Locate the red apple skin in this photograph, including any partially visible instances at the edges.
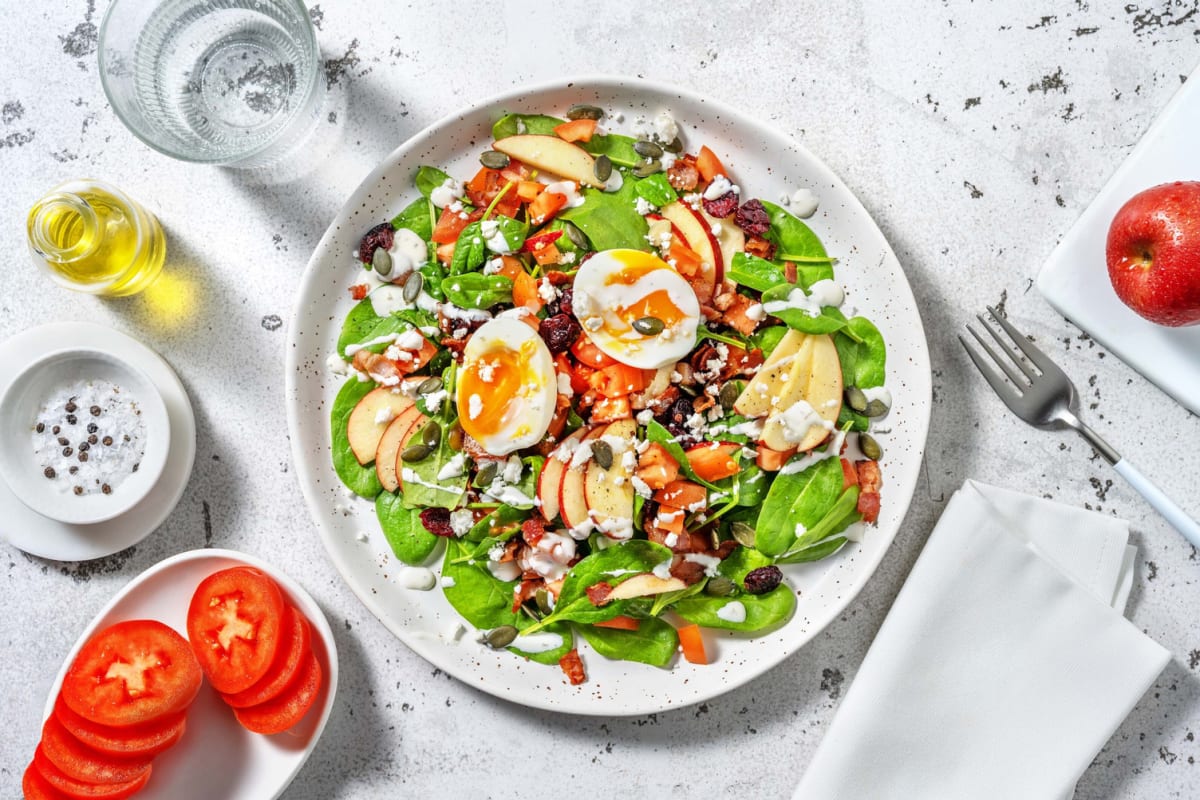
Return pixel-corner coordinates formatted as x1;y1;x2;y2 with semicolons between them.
1106;181;1200;327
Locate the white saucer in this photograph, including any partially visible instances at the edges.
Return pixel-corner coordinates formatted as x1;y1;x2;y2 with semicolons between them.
0;322;196;561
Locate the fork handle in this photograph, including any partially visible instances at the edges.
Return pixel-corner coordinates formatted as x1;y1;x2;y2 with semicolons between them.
1114;459;1200;549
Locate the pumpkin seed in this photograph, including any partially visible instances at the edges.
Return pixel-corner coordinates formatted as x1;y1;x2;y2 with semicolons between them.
401;443;432;463
864;398;890;418
591;440;614;470
633;139;663;159
632;316;665;335
662;136;684;153
632;159;662;178
859;433;883;461
483;625;518;649
845;386;868;414
535;588;553;615
371;247;392;276
447;421;464;451
562;220;589;250
476;460;498;486
593;154;613;182
480;150;510;169
704;576;736;597
566;104;604;121
403;271;424;303
718;382;739;411
731;521;757;548
417;376;442;395
421;422;442;448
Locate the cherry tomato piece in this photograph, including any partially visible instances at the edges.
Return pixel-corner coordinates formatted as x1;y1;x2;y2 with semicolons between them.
187;567;285;694
61;620;202;728
221;605;311;709
233;651;323;735
39;715;152;787
53;695;186;759
33;747;150;800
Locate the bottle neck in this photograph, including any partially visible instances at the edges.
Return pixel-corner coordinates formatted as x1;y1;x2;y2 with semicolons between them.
29;192;100;264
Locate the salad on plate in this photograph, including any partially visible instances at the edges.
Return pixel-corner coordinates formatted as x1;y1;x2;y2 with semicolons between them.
327;104;890;685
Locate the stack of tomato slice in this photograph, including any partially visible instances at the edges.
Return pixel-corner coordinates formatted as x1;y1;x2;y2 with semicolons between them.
186;567;323;735
24;620;202;800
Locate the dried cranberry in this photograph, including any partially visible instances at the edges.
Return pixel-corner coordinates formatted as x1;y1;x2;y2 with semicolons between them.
418;508;455;537
358;222;394;265
538;314;581;355
735;199;771;236
743;565;783;595
556;285;574;317
702;191;738;219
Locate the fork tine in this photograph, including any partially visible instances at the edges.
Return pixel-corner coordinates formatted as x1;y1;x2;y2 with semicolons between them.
985;306;1061;375
967;322;1030;388
959;333;1024;413
974;314;1038;382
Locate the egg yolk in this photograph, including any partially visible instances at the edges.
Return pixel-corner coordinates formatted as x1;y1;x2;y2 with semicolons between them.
602;252;690;336
458;342;539;441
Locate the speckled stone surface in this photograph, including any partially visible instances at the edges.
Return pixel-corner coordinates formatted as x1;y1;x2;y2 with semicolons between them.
2;2;1199;798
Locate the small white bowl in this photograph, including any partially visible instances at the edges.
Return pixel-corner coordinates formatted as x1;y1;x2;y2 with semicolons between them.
0;348;170;525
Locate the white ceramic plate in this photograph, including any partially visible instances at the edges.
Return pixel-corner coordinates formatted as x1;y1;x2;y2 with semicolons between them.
0;322;196;561
286;76;932;715
41;549;338;800
1037;61;1200;414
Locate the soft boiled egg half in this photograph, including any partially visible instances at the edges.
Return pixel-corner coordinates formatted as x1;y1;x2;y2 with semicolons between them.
456;316;557;456
570;249;701;369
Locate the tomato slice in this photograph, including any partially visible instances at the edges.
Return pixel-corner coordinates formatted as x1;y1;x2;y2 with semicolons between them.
233;651;323;735
33;747;150;800
61;620;202;728
39;714;152;787
54;695;186;759
221;605;312;709
187;567;285;694
23;762;70;800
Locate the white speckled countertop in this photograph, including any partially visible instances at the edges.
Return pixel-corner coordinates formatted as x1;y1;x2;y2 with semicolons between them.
3;2;1199;798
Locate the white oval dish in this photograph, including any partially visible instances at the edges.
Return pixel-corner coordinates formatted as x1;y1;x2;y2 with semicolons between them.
0;347;170;525
285;76;932;715
40;549;338;800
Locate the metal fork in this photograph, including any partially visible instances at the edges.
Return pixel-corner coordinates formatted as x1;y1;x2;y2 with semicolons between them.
960;306;1200;549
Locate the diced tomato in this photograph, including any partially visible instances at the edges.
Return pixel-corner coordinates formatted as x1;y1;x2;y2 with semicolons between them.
636;443;680;490
516;180;543;202
529;190;569;226
570;336;617;369
695;145;728;182
499;159;532;183
32;747;150;800
594;363;652;398
186;567;286;694
61;620;202;729
435;242;456;265
39;715;152;788
651;505;686;536
554;118;598;142
593;616;641;631
558;649;587;685
654;480;706;510
431;206;480;244
840;458;859;489
53;695;185;760
232;651;323;735
756;444;796;472
465;167;506;207
493;256;543;312
221;606;312;709
858;491;880;524
591;395;632;422
685;441;741;482
532;242;561;266
521;229;563;254
677;624;708;664
349;284;369;301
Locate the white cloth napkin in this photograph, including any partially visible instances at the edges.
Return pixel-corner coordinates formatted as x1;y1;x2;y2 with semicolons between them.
793;479;1170;800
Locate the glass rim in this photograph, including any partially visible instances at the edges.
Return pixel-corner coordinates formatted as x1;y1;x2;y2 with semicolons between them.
96;0;321;166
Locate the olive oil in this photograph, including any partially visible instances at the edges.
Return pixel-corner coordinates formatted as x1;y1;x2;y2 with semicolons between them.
27;180;166;296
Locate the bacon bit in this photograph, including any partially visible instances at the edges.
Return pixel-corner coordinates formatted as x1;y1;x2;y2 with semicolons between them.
744;234;776;261
669;557;707;586
521;517;548;547
586;582;614;607
719;293;764;336
511;578;541;613
544;269;574;286
784;261;798;284
350;284;369;301
714;539;739;560
858;492;880;524
559;649;586;685
840;458;859;489
856;459;882;524
667;160;700;192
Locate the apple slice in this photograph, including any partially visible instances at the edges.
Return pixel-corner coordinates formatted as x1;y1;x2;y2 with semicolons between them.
375;405;425;492
759;333;843;451
558;426;607;531
491;134;605;189
733;330;811;419
538;426;591;522
584;418;637;538
699;207;745;276
346;388;416;465
659;201;725;286
607;573;687;601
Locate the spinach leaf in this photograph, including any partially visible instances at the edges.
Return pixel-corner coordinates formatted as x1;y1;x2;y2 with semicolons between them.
330;378;383;498
449;222;487;274
759;199;829;262
750;325;787;357
632;173;677;207
440;273;513;309
465;504;528;544
479;456;543;510
442;539;523;629
558;179;649;252
540;219;589;256
716;545;774;583
390;196;433;241
376;491;438;565
644;419;719;491
577;616;679;667
647;579;706;617
788;484;860;554
418;261;446;301
777;535;848;563
336;297;383;359
402;414;469;510
760;283;849;335
342;315;410;358
510;623;574;665
416;166;453;200
755;455;843;556
582;132;642;168
492;113;563;139
835;316;887;389
528;541;673;631
673;584;795;632
727;252;787;292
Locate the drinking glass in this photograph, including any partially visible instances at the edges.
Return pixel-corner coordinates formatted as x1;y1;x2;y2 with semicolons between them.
98;0;321;167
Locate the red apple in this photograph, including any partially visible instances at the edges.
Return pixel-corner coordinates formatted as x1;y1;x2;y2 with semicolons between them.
1106;181;1200;327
